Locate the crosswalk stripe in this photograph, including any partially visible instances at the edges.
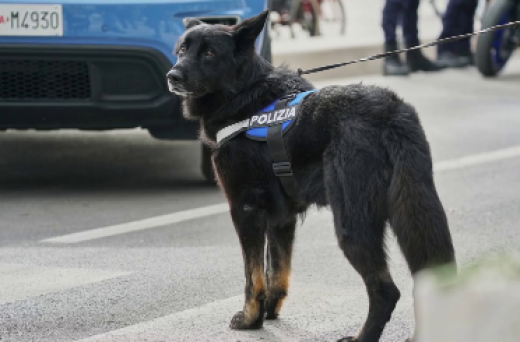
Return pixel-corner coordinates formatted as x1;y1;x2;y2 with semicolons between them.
41;203;229;244
434;145;520;172
0;263;131;305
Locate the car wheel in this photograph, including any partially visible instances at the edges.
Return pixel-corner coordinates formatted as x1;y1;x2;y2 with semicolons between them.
201;144;217;184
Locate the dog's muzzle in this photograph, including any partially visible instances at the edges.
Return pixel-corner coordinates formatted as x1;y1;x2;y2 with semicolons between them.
167;69;185;84
166;69;186;94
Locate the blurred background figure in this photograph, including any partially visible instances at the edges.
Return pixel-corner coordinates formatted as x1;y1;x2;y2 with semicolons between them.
436;0;479;68
382;0;441;75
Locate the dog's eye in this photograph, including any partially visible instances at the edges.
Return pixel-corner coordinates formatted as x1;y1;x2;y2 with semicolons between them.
204;50;214;58
179;45;186;55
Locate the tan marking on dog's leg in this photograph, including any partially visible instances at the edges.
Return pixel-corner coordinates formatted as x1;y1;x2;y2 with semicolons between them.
266;249;293;319
265;220;296;320
272;263;290;316
230;240;267;330
243;265;266;323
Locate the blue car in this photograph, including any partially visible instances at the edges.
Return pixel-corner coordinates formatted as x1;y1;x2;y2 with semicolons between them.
0;0;272;181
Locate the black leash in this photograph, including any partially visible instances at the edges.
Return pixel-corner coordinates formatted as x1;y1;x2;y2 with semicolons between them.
297;20;520;76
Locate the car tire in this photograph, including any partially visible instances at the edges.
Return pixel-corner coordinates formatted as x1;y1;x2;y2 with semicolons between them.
201;144;217;184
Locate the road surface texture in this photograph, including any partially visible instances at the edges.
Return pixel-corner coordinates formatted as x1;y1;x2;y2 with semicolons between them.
1;60;520;342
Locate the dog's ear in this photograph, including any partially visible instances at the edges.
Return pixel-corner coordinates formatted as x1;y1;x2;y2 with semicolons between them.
232;10;269;47
183;17;204;30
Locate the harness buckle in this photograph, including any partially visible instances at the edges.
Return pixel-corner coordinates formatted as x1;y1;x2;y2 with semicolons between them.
272;162;293;177
279;93;296;102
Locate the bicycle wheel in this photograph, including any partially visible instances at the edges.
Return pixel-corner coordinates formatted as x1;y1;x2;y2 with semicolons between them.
290;0;321;36
318;0;346;35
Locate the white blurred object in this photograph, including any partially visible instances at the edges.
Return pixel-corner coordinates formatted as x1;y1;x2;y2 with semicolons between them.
414;251;520;342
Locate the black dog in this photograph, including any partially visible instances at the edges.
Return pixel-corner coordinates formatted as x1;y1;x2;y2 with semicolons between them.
167;11;456;342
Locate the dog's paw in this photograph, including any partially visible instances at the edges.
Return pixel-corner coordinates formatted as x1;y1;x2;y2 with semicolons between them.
229;311;263;330
264;299;279;320
337;337;357;342
264;312;278;320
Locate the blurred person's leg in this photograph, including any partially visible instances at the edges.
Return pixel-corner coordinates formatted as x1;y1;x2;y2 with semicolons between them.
270;0;294;27
437;0;478;67
382;0;410;75
402;0;441;72
459;0;478;60
401;0;419;47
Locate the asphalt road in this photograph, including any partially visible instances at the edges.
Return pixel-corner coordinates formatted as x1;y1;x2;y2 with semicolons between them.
2;59;520;342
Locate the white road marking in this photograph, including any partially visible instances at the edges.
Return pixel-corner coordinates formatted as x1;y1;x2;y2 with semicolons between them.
41;203;229;244
76;282;414;342
0;263;131;305
434;145;520;172
41;145;520;244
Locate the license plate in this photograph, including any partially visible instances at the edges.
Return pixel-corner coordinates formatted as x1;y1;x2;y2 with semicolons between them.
0;4;63;36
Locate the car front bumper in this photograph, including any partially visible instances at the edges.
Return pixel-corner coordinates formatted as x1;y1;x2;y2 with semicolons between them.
0;44;195;133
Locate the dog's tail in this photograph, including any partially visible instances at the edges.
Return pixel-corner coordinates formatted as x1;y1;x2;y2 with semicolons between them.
385;103;456;274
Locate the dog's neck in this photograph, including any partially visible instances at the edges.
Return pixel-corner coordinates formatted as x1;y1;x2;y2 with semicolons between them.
183;56;314;147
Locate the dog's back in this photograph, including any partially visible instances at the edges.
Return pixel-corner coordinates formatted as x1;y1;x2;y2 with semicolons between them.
288;82;456;270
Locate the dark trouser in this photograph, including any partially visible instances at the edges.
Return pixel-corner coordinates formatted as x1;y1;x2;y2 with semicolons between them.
271;0;288;12
382;0;420;47
437;0;478;55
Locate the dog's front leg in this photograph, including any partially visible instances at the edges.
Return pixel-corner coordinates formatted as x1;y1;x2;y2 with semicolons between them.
265;218;296;320
229;205;267;330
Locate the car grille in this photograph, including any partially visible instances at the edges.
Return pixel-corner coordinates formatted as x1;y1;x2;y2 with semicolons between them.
100;61;157;96
0;60;91;101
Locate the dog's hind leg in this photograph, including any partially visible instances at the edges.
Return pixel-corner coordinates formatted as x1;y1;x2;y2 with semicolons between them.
265;218;297;320
324;136;400;342
229;205;267;330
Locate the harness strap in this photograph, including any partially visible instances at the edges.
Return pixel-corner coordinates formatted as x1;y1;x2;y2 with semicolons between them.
216;118;250;146
266;97;300;201
216;89;318;146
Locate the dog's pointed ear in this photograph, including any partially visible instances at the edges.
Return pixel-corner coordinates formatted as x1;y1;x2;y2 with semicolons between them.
183;17;204;30
232;10;269;46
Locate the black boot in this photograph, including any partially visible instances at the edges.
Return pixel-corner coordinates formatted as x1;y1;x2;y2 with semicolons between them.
406;49;442;72
383;41;410;76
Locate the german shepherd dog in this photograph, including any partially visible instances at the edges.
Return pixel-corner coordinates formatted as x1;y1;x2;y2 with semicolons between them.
167;11;456;342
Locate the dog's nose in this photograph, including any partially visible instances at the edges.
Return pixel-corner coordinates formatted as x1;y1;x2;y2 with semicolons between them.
167;69;184;83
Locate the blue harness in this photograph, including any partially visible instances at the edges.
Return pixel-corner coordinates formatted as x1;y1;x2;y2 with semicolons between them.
215;89;318;202
244;90;318;140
